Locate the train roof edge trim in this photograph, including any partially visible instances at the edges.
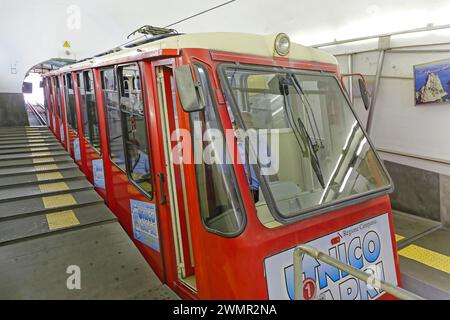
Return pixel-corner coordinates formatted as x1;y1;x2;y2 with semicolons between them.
44;33;337;76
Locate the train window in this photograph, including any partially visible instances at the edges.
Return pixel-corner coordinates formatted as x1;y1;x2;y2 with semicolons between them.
78;70;101;152
64;74;78;133
47;78;54;114
77;74;87;139
102;67;126;171
190;63;244;237
220;64;391;222
117;64;153;195
55;76;62;120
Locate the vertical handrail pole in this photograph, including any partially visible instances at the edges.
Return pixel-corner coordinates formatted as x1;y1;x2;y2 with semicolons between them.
293;248;303;300
366;49;386;135
348;54;353;103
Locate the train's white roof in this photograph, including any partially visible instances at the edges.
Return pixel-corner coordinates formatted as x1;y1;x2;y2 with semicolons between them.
53;32;337;74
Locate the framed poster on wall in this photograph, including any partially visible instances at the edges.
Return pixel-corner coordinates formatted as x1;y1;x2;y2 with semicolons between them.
414;59;450;105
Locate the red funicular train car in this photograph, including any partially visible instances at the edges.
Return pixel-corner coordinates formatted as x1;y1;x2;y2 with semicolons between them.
43;31;400;300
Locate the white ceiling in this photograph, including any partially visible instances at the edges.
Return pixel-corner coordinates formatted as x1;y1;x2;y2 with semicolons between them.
171;0;450;45
1;0;450;92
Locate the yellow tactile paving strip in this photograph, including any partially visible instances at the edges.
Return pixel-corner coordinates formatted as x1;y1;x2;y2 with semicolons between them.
31;147;50;152
399;245;450;275
31;152;52;157
396;233;450;275
42;194;76;209
46;210;80;231
32;157;55;164
36;172;63;181
34;164;58;172
39;182;69;193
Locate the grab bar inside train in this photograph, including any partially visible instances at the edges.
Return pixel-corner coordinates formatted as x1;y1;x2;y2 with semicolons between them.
293;244;425;300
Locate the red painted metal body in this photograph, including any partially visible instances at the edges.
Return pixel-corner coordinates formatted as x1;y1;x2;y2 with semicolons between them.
43;46;400;300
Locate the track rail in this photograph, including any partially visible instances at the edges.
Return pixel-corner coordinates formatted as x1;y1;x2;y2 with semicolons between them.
26;102;47;126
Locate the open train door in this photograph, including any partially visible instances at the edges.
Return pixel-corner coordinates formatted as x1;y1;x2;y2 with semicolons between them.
144;58;198;299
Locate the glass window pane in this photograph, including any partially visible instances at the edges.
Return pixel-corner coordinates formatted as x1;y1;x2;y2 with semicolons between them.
78;71;101;152
191;64;244;236
222;66;391;219
85;71;101;151
102;68;126;170
78;73;88;138
65;74;78;132
46;78;54;114
55;77;62;119
118;64;152;195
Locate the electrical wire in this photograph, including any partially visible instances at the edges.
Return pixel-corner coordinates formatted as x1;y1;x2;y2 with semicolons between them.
119;0;237;48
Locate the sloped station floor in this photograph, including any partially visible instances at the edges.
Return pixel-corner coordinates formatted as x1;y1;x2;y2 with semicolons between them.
0;126;177;300
393;210;450;300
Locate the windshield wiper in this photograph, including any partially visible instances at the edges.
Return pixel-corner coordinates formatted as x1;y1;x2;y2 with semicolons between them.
279;76;325;189
297;116;325;188
289;74;324;150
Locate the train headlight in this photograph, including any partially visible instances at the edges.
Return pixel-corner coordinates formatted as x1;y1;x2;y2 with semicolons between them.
274;33;291;56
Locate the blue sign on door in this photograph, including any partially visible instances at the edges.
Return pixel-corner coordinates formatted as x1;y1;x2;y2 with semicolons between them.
92;159;105;189
131;200;160;252
74;138;81;161
60;125;65;143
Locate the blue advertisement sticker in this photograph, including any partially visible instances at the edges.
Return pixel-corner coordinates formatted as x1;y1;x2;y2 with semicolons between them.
264;214;397;300
60;125;65;143
92;159;105;189
130;200;160;252
74;138;81;161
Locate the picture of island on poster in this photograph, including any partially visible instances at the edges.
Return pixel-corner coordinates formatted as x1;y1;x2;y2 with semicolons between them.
414;59;450;105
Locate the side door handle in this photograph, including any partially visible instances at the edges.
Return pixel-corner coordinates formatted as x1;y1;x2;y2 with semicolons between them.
157;172;167;205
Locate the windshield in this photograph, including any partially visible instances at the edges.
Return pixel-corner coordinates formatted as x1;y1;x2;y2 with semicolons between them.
220;65;391;220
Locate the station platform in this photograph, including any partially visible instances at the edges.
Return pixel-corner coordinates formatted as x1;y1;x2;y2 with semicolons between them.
0;126;178;300
393;210;450;300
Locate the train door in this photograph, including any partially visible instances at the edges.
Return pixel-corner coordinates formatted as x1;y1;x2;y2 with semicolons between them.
152;60;197;293
76;70;106;198
54;75;67;146
63;73;81;165
99;63;164;279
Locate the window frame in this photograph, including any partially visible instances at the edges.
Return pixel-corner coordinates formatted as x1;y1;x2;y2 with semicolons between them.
78;70;102;154
118;63;154;199
189;61;247;238
64;73;78;133
54;76;62;120
46;77;54;114
102;63;154;200
217;62;394;226
102;66;127;173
